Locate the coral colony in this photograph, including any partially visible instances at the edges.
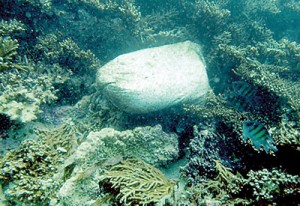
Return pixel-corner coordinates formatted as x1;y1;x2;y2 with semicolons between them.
0;0;299;205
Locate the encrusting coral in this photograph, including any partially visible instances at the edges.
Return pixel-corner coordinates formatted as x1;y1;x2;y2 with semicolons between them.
99;158;176;206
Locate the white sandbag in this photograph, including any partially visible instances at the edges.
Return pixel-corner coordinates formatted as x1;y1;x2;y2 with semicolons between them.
96;41;210;114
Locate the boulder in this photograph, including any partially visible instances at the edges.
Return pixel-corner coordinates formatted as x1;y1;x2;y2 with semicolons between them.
97;41;210;114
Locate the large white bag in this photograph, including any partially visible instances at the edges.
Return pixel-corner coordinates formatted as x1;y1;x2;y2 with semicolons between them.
96;41;210;114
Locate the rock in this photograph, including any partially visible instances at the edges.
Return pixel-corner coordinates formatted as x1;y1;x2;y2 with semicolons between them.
97;41;210;114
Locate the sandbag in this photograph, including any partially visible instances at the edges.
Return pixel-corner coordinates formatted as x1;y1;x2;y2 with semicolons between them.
96;41;210;114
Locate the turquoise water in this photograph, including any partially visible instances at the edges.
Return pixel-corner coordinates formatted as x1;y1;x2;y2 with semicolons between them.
0;0;299;205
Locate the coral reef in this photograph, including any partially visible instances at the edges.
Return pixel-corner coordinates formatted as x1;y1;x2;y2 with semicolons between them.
186;161;300;205
0;36;30;71
66;124;178;168
34;33;101;104
0;119;84;205
183;124;246;179
246;168;300;202
70;91;128;130
0;139;58;204
0;64;60;122
0;20;64;122
55;125;178;205
99;158;176;205
0;19;25;37
0;0;299;205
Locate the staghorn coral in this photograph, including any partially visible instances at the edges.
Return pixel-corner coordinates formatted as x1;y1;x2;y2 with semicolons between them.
271;120;300;151
184;91;257;135
99;158;176;206
181;0;231;47
35;33;100;72
0;36;19;71
34;33;101;104
135;8;190;46
38;119;85;156
0;19;25;37
68;91;129;134
232;48;300;113
0;36;30;72
66;0;141;23
0;22;65;123
1;0;53;17
225;39;300;148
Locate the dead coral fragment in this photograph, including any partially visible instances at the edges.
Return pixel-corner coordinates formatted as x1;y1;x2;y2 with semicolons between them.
99;158;175;206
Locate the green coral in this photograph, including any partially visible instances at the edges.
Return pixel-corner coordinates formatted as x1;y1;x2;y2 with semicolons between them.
0;19;26;37
99;158;176;206
0;36;29;71
0;36;18;71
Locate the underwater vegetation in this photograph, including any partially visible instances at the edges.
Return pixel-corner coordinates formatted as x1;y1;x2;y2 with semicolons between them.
0;0;299;205
99;158;176;205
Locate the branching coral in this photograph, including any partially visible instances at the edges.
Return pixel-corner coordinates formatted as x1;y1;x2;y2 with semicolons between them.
187;162;300;205
246;168;300;202
184;91;258;135
0;19;25;37
0;139;58;204
0;21;63;122
67;0;141;23
34;33;101;103
35;33;100;72
0;119;84;205
38;119;84;156
0;36;30;71
0;36;19;71
99;158;176;205
0;66;58;122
